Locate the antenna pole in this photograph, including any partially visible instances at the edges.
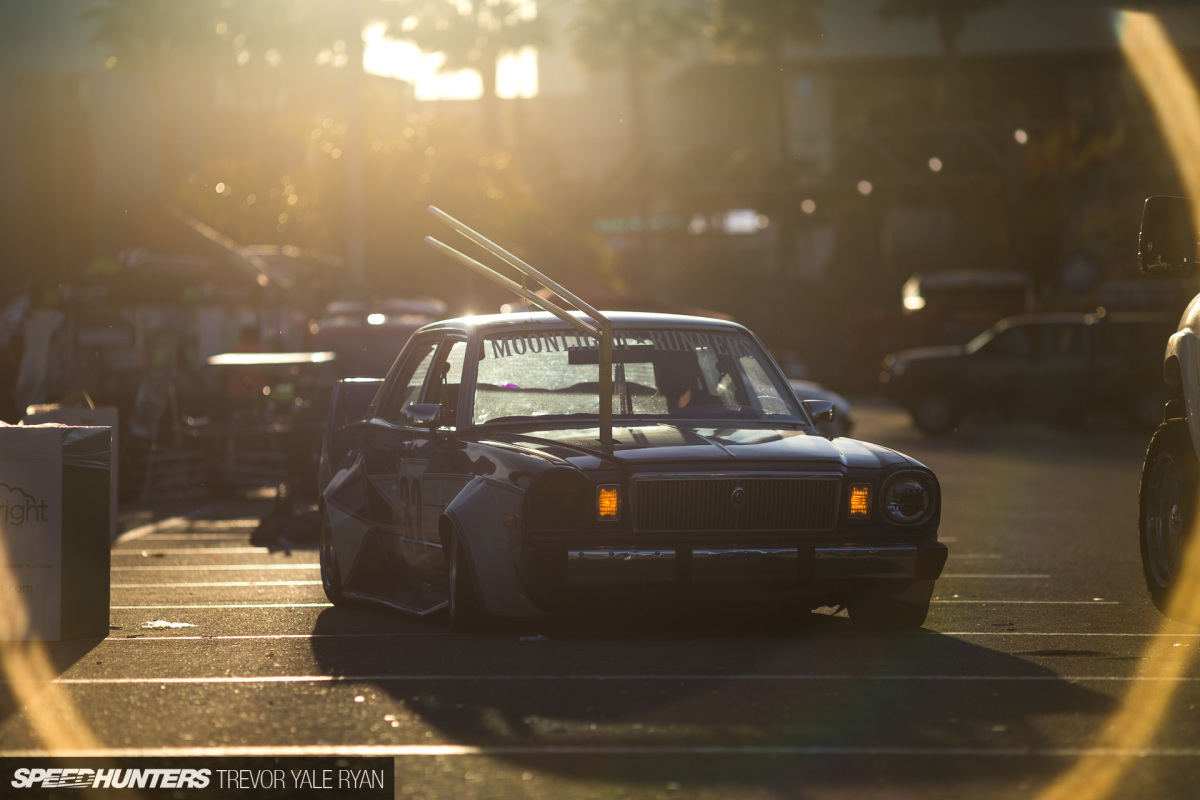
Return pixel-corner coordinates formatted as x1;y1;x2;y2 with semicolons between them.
425;206;614;451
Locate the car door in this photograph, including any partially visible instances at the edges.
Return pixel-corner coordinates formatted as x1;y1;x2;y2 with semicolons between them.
405;334;470;586
1025;322;1091;413
360;333;440;607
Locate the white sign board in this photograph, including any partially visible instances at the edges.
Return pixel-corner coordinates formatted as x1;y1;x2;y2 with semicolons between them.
0;428;64;639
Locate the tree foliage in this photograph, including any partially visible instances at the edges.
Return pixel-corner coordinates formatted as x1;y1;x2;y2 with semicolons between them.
707;0;822;63
394;0;549;144
562;0;708;152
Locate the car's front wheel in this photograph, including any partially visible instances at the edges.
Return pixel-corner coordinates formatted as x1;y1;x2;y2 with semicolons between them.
1139;419;1197;614
448;532;488;633
319;505;344;605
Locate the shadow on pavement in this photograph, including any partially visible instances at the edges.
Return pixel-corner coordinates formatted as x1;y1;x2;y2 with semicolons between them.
309;608;1117;796
0;638;102;729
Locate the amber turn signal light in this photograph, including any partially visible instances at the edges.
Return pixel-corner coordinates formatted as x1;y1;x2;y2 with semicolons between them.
849;484;871;518
597;485;620;520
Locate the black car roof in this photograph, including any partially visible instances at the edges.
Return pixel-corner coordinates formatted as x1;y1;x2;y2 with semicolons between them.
416;310;749;337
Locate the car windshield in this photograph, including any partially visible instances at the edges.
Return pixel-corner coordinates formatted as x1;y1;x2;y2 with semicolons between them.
473;327;804;425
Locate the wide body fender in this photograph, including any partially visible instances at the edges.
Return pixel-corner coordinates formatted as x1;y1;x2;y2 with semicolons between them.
322;452;370;590
443;476;547;619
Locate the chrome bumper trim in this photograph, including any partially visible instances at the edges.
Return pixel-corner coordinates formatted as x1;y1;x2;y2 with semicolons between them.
567;549;676;583
814;545;919;578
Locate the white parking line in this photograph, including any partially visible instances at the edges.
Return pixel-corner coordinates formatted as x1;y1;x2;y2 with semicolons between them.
19;674;1200;685
112;547;276;556
110;603;332;610
117;517;261;544
111;581;322;589
102;633;449;641
186;519;264;530
112;564;320;572
115;516;191;544
947;631;1200;637
4;744;1200;758
938;574;1051;579
130;534;257;541
932;600;1118;605
90;630;1200;643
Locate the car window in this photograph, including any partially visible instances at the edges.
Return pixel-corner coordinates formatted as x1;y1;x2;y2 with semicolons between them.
983;326;1034;358
426;338;467;427
472;327;802;424
739;354;794;415
377;337;438;424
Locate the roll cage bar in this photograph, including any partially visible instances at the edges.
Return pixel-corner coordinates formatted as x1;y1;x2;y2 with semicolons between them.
424;206;615;450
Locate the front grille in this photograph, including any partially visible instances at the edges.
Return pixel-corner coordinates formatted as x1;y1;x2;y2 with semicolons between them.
633;475;840;532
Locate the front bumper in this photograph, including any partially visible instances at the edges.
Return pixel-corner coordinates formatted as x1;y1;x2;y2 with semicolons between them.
563;542;946;583
518;539;948;610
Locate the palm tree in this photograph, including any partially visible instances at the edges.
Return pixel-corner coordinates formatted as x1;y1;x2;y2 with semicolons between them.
394;1;549;146
708;0;823;172
563;0;709;157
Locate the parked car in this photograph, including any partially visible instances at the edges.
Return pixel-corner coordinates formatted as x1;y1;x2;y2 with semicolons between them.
309;297;446;379
879;310;1177;434
900;270;1034;345
318;311;947;632
788;379;856;438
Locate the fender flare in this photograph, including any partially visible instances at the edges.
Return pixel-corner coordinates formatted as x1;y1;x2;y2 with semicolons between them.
442;476;548;619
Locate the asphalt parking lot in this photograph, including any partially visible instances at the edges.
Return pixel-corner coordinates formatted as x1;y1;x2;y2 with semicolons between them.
2;400;1200;799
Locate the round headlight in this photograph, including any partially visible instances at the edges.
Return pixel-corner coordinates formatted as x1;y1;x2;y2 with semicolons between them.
881;472;936;525
525;469;589;529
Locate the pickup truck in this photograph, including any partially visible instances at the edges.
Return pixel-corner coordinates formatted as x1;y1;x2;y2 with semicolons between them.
1135;195;1200;613
879;309;1176;434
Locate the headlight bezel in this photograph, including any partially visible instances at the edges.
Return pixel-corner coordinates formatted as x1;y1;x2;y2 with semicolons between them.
879;470;938;526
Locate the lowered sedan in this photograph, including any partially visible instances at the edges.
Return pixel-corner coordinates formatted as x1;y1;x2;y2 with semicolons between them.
318;311;947;631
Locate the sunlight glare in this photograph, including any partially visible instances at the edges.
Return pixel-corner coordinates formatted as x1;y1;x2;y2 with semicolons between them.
1034;16;1200;800
363;21;538;101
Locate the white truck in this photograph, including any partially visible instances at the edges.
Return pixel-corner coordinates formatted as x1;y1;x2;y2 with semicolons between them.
1137;195;1199;613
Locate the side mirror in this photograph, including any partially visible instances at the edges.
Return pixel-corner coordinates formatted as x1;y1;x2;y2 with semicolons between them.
404;403;443;429
1139;195;1197;277
803;399;836;426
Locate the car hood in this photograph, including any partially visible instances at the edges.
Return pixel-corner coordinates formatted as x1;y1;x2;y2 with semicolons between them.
481;423;917;471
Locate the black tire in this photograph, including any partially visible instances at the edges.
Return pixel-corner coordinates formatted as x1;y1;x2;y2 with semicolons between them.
319;505;344;605
448;532;488;633
910;390;959;435
1139;419;1197;614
